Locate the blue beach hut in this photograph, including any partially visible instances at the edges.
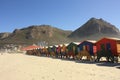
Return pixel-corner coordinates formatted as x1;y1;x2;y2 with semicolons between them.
79;40;96;55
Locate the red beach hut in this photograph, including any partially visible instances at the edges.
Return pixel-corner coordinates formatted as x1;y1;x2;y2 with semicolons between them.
95;37;120;56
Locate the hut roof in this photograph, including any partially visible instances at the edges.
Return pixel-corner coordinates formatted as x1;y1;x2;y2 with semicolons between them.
72;42;81;45
105;37;120;41
85;40;96;43
22;45;41;51
96;37;120;43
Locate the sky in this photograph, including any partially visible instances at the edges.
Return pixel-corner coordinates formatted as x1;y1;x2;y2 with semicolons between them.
0;0;120;32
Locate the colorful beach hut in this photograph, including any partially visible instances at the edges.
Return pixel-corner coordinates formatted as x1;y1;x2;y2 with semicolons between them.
67;42;80;55
78;40;96;55
95;37;120;56
52;45;57;53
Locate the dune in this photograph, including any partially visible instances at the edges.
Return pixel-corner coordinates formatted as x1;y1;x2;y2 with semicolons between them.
0;53;120;80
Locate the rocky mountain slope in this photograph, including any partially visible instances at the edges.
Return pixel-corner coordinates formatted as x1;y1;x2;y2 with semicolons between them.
0;25;72;45
0;32;11;39
68;18;120;40
0;17;120;46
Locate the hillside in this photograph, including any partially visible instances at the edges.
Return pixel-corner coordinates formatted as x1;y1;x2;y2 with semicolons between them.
68;18;120;40
0;17;120;46
0;32;11;39
0;25;72;46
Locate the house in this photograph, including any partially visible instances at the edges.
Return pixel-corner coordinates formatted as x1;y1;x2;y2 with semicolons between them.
95;37;120;56
67;42;80;55
78;40;96;55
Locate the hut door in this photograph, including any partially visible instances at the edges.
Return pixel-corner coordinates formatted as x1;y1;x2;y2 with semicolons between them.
83;46;86;50
79;45;83;51
86;45;89;51
106;43;111;50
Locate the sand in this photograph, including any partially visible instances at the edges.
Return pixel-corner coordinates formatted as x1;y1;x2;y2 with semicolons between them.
0;53;120;80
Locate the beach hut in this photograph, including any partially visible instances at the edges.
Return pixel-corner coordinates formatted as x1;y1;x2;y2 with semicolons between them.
56;45;61;58
22;45;41;55
78;40;96;55
52;45;57;53
95;37;120;56
47;46;56;57
67;42;80;56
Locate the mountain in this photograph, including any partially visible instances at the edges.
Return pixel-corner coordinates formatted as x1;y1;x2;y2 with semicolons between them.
0;32;11;39
0;17;120;46
68;18;120;40
0;25;72;46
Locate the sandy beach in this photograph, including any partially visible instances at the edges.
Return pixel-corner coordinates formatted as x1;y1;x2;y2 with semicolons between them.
0;53;120;80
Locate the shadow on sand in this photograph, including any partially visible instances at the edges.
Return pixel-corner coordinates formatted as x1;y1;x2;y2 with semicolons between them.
26;54;120;69
116;66;120;69
75;60;120;69
96;62;120;69
96;62;120;67
51;57;120;69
